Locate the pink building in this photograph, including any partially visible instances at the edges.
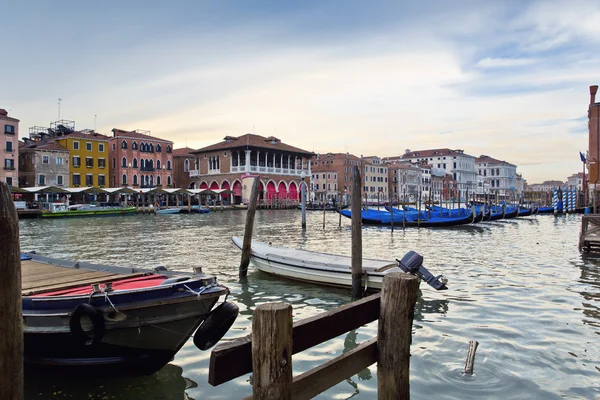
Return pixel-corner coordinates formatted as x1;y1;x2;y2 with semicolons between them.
109;129;174;188
1;109;19;187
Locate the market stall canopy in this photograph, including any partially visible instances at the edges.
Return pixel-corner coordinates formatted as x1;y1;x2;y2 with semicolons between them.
103;187;139;195
63;187;99;194
19;186;69;194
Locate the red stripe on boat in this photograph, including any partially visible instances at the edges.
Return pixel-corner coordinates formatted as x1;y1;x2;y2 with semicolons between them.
31;275;169;297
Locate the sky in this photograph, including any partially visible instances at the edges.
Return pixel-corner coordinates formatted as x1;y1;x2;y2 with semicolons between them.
2;0;598;183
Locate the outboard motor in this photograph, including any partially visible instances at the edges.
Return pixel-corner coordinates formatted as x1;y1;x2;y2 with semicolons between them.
397;251;448;290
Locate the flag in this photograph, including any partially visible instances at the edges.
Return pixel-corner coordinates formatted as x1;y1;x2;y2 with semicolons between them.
580;151;587;163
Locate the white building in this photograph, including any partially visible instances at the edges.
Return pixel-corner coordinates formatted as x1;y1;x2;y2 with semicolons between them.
475;155;518;200
400;148;477;200
363;156;388;202
567;173;585;190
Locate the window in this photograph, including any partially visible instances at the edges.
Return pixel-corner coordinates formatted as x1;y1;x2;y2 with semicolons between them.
112;143;116;151
3;159;14;169
156;160;161;170
122;174;127;185
98;143;105;152
98;158;105;168
167;160;171;170
166;145;172;153
98;175;105;186
86;142;92;151
112;158;115;168
57;175;63;186
86;157;94;168
156;144;161;153
121;140;127;149
86;174;93;186
4;125;15;134
56;156;63;165
72;156;81;167
73;141;80;150
132;158;138;168
167;176;171;186
5;141;12;152
38;174;45;185
132;142;138;150
157;176;161;186
122;157;127;167
72;174;81;186
133;175;138;185
184;159;189;172
42;155;49;164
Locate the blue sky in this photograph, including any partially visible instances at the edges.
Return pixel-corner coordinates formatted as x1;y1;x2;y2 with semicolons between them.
2;0;598;183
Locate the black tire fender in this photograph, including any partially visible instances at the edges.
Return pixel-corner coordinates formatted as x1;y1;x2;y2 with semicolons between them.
69;303;105;346
193;302;239;351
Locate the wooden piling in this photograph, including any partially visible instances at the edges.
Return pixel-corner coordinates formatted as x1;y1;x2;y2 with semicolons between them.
351;166;363;298
187;193;191;213
0;181;24;400
239;177;260;278
377;273;419;400
464;340;479;375
301;181;306;229
252;303;293;400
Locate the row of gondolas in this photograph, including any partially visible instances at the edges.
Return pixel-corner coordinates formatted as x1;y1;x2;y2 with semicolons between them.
338;204;559;227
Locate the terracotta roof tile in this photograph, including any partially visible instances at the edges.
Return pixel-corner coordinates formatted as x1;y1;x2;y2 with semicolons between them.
192;133;313;156
52;131;110;141
20;140;69;152
111;128;173;143
400;148;474;159
475;155;515;167
172;147;196;157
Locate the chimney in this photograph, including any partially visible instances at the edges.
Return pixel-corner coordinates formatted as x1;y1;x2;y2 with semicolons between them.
0;109;7;116
591;85;598;105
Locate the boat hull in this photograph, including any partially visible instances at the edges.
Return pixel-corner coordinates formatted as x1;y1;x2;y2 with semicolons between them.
41;207;136;218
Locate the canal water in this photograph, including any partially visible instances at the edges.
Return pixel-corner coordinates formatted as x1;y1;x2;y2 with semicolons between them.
19;210;600;399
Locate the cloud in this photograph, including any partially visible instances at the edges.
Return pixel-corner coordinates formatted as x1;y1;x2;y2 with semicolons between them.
475;57;537;68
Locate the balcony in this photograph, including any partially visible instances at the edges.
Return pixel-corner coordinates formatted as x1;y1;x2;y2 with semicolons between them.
3;166;15;170
4;129;15;135
140;167;155;172
189;167;310;178
4;148;14;153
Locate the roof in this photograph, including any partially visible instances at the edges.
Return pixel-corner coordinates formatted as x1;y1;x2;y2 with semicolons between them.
172;147;196;157
401;148;474;159
20;140;69;152
192;133;313;156
54;131;110;141
475;155;515;167
111;128;173;144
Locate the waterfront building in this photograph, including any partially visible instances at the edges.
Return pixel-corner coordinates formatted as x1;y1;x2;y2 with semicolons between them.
527;180;564;192
386;162;421;203
109;129;174;188
190;134;313;205
363;156;389;203
567;172;585;190
172;147;196;189
588;85;599;193
475;155;518;200
18;140;70;187
311;152;363;205
399;148;477;200
1;109;19;187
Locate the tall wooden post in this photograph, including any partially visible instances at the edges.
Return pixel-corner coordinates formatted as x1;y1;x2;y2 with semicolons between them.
301;180;307;229
351;166;363;298
377;273;419;400
0;181;24;400
239;177;260;278
187;193;191;213
252;303;293;400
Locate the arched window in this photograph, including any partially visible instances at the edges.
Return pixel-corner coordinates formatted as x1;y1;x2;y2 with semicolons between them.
121;140;127;149
122;174;127;185
132;141;138;150
184;159;189;172
132;158;138;168
156;144;161;153
149;144;154;153
148;159;154;169
167;176;172;186
166;145;172;154
122;157;127;167
157;176;161;186
141;142;146;152
167;160;172;170
156;160;161;170
133;175;138;185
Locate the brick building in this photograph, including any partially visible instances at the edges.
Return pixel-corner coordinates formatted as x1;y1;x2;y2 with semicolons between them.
310;152;363;205
172;147;196;189
588;85;599;193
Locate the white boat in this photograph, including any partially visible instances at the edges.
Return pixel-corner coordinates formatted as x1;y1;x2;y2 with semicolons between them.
155;207;180;215
231;237;447;291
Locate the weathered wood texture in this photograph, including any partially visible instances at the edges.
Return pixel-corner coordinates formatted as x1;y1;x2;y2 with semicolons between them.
209;292;381;386
0;181;23;400
239;177;260;278
464;340;479;375
252;303;293;400
579;215;600;252
377;273;419;400
301;181;306;229
351;166;363;298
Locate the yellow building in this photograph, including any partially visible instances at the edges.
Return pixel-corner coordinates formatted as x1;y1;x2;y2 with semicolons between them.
54;131;110;187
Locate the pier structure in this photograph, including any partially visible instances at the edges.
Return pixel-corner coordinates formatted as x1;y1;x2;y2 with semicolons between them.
189;134;314;206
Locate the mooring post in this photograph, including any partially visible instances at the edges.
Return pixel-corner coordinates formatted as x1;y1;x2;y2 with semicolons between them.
464;340;479;375
301;180;306;229
351;166;363;298
0;181;24;400
239;177;260;278
187;193;191;213
252;303;293;400
377;273;419;400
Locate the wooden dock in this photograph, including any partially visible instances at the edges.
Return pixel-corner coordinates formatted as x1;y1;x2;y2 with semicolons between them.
579;215;600;252
21;259;143;296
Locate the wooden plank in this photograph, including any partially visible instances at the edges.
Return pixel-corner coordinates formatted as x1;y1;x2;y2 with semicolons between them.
23;273;146;295
208;292;381;386
22;271;117;290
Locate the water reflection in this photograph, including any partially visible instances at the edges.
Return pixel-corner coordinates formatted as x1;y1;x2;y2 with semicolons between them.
25;363;197;400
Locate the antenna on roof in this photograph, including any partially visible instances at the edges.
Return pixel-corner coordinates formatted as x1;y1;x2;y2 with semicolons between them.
58;98;62;120
94;115;97;131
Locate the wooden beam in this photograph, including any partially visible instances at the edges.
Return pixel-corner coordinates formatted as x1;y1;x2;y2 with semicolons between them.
239;176;260;278
209;292;381;386
351;166;363;298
